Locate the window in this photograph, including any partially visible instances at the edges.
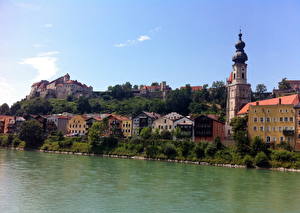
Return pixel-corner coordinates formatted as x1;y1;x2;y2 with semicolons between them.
279;109;283;113
260;126;264;131
260;117;264;122
280;137;284;142
266;136;271;143
169;125;172;129
286;109;288;113
280;117;283;122
234;73;236;79
273;137;277;142
273;118;277;122
273;127;276;131
242;73;245;79
290;117;294;122
254;117;258;122
298;111;300;115
298;121;300;125
266;117;270;122
298;134;300;139
279;127;282;131
284;117;288;122
253;126;257;131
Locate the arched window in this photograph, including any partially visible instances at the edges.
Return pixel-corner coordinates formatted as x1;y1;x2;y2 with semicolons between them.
233;73;236;79
242;73;245;79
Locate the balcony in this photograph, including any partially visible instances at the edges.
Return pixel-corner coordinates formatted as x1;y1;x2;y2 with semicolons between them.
283;130;295;136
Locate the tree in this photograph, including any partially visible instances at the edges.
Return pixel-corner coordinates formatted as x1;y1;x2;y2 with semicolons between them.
166;88;192;115
77;97;91;114
230;116;250;155
251;136;267;155
151;82;159;86
160;130;172;140
10;102;22;115
210;81;227;108
24;98;52;115
255;84;267;100
0;103;10;115
19;120;44;148
278;78;291;90
140;127;152;140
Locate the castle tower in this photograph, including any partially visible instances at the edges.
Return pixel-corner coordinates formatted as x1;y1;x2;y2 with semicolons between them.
225;31;251;137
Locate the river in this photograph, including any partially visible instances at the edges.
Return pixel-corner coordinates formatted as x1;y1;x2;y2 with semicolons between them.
0;149;300;213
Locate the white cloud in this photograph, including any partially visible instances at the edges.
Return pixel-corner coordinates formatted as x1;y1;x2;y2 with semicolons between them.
0;77;20;105
138;35;151;42
19;51;60;82
114;35;151;48
44;24;53;28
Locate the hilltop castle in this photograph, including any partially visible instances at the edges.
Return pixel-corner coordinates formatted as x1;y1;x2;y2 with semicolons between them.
27;74;93;99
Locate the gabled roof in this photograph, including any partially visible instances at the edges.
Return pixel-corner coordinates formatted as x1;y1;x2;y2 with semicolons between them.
164;112;183;121
238;94;300;115
143;111;161;119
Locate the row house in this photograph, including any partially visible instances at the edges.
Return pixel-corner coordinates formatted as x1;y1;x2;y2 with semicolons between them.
0;115;25;134
132;111;161;135
47;115;70;134
152;112;194;138
238;94;300;150
193;115;225;142
103;114;132;137
67;115;101;136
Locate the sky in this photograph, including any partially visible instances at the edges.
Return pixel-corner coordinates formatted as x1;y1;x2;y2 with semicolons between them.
1;0;300;105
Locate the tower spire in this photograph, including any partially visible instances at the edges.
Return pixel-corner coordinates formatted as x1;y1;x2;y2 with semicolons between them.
232;30;248;63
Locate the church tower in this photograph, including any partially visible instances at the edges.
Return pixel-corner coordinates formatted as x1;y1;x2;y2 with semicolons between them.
225;31;251;137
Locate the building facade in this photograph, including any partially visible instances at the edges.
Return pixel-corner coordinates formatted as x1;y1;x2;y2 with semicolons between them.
247;104;296;146
194;115;225;142
67;115;95;135
132;112;161;135
28;74;93;99
225;31;251;137
294;104;300;150
47;115;70;134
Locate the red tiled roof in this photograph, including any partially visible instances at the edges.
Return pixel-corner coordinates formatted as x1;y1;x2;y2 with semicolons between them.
180;86;203;91
227;72;233;84
237;94;300;115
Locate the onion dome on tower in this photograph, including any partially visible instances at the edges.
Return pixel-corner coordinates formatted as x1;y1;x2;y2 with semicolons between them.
232;30;248;63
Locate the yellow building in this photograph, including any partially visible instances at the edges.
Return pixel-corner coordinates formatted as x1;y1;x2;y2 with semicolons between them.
67;115;96;135
248;104;295;145
294;104;300;150
121;118;132;137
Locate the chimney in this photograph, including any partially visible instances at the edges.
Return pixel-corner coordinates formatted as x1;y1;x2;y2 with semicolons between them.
256;102;259;106
279;98;282;105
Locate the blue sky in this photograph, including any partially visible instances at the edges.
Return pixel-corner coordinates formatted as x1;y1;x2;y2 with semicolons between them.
1;0;300;105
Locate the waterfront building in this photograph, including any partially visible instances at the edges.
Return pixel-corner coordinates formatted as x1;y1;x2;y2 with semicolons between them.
132;112;161;135
225;31;251;137
121;116;132;137
47;115;70;134
193;115;225;142
67;115;100;135
103;114;131;137
152;112;194;137
294;104;300;150
240;94;300;147
0;115;25;134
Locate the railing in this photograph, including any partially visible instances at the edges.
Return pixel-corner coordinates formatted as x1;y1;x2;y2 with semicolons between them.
283;130;295;136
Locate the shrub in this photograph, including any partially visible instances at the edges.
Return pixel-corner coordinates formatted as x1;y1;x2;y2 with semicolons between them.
12;137;23;148
255;152;269;167
71;142;91;153
271;150;296;162
140;127;152;140
180;141;195;158
214;136;224;150
146;145;159;158
195;143;205;159
215;150;233;163
243;155;254;168
276;141;293;151
205;143;217;157
160;130;172;140
251;136;267;155
163;143;177;159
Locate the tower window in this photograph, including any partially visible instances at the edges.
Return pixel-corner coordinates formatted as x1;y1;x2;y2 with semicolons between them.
234;73;236;79
242;73;245;79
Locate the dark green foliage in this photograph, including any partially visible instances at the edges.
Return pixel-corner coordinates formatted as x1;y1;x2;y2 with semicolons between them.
276;141;293;151
0;103;10;115
160;130;172;140
77;97;91;114
146;145;159;158
23;98;53;115
140;127;152;140
166;86;192;115
163;143;177;159
195;143;206;159
19;120;44;148
271;150;296;162
205;143;217;157
180;141;195;157
251;136;268;155
243;155;254;168
255;152;270;167
278;77;291;90
214;136;224;150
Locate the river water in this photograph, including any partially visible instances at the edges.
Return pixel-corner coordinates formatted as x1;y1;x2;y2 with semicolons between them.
0;150;300;213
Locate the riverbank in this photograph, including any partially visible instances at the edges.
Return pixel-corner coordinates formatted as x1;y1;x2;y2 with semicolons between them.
38;149;300;173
